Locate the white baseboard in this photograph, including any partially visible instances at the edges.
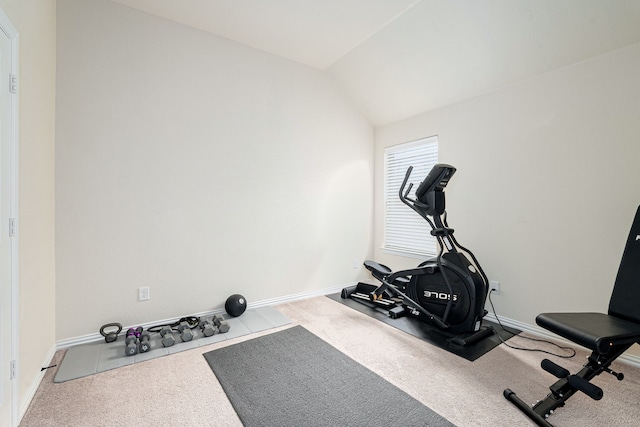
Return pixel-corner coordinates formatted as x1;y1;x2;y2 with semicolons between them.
19;344;57;424
246;283;349;309
55;283;352;350
55;282;640;370
56;308;229;349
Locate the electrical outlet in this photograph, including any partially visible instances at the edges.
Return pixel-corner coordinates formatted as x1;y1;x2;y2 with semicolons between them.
352;259;360;269
489;280;500;294
138;287;150;301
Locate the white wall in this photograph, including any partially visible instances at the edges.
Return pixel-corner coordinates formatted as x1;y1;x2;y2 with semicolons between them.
328;0;640;126
374;43;640;353
56;0;373;340
0;0;57;418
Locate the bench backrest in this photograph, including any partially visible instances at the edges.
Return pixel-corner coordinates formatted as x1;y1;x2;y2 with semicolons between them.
608;205;640;324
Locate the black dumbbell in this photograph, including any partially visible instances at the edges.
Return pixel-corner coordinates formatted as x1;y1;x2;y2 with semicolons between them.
139;330;151;353
199;317;217;337
212;315;230;333
160;326;175;347
177;321;194;342
125;327;142;356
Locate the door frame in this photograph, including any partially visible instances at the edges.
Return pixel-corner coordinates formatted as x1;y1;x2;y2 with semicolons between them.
0;7;19;427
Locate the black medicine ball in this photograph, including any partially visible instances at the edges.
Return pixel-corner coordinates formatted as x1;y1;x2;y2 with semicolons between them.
225;294;247;317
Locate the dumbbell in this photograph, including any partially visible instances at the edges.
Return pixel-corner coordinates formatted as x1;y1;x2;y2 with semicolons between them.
199;317;217;337
177;321;194;342
125;327;142;356
212;315;230;333
160;326;175;347
139;330;151;353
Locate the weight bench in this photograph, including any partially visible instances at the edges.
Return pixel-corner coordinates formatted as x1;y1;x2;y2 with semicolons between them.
505;205;640;426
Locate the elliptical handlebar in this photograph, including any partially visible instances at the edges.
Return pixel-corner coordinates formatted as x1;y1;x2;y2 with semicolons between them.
398;166;436;231
399;165;415;203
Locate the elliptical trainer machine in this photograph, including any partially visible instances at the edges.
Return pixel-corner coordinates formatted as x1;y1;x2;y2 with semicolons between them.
361;164;493;345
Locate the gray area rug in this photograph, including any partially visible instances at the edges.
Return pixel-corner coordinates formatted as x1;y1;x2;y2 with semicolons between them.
203;325;456;427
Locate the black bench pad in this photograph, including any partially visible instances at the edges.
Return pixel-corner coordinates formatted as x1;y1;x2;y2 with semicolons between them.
536;312;640;354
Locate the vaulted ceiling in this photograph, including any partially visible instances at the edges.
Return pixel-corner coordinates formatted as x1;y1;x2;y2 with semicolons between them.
109;0;640;125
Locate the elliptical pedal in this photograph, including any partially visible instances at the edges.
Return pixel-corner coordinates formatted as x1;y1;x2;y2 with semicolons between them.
350;292;395;307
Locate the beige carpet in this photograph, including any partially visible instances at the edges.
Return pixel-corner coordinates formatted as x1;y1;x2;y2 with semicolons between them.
20;296;640;426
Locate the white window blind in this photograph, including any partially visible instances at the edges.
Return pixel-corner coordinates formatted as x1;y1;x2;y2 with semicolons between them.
384;136;438;257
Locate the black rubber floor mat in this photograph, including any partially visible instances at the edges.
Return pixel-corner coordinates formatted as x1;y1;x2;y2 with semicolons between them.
327;292;519;361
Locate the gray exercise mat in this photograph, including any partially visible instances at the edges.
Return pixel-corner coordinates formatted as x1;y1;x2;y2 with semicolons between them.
55;306;290;383
204;325;456;427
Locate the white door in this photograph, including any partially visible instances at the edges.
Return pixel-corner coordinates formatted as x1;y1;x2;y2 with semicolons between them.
0;11;16;427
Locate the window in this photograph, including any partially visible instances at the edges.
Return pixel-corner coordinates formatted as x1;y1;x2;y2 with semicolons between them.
383;136;438;257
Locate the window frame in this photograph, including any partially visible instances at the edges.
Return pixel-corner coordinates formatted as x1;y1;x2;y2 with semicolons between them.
383;136;439;258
